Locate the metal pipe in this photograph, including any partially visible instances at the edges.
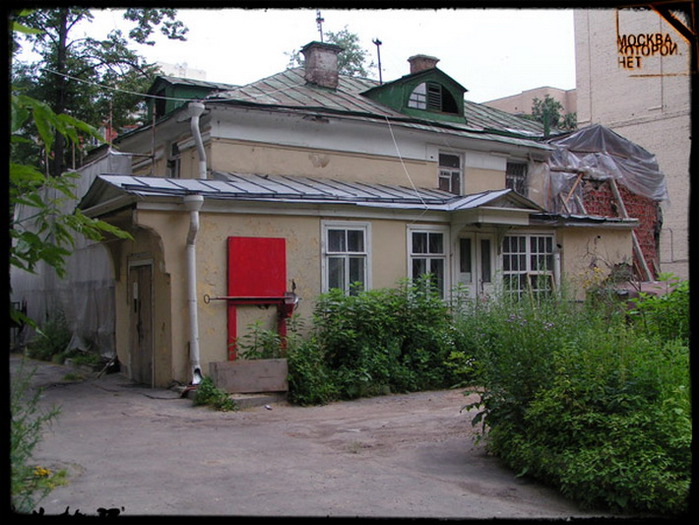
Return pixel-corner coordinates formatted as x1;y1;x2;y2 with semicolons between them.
185;101;207;385
184;193;204;384
188;102;207;180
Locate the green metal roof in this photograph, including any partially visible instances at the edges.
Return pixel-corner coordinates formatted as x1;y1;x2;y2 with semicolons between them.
206;68;552;150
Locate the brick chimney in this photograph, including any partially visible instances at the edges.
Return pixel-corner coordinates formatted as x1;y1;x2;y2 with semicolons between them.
301;41;343;89
408;54;440;74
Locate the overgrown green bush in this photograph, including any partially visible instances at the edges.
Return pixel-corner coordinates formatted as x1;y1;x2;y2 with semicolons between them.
11;363;64;513
287;277;463;403
461;285;691;516
629;274;690;343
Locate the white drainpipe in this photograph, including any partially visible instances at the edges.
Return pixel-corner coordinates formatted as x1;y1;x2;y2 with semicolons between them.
185;102;207;384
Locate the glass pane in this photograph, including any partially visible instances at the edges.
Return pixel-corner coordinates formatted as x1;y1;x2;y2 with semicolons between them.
328;257;345;291
480;239;491;283
439;153;460;169
328;230;345;252
459;238;472;274
451;172;460;194
438;175;451;192
412;258;427;278
428;232;443;254
430;259;445;297
347;230;364;252
412;232;428;254
349;257;365;287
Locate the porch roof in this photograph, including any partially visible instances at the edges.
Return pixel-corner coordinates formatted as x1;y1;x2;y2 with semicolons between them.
79;172;544;215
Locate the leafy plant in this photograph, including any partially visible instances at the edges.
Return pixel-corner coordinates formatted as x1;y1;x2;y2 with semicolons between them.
629;274;689;343
235;320;285;360
11;363;63;513
192;377;238;412
459;288;691;516
25;310;72;362
287;277;464;403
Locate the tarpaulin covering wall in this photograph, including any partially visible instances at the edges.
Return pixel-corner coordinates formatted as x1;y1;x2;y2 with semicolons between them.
543;124;669;214
10;150;132;356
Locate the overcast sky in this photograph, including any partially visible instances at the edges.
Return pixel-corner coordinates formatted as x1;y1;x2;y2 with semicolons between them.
81;7;577;103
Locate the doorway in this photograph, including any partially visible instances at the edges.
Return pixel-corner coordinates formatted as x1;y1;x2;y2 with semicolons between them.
129;262;154;386
457;233;495;298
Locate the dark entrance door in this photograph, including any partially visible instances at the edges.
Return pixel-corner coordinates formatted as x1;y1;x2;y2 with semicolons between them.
129;263;153;386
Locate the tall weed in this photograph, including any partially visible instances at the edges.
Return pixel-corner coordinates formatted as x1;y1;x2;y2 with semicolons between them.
460;286;691;516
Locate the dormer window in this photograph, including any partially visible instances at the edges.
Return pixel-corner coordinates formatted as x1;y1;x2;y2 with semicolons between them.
408;82;459;114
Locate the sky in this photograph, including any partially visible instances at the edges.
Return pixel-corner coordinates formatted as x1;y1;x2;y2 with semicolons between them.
53;7;577;104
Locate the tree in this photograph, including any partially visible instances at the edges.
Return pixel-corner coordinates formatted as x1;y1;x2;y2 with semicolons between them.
9;92;132;326
10;8;188;177
286;26;376;78
530;94;577;136
10;11;133;327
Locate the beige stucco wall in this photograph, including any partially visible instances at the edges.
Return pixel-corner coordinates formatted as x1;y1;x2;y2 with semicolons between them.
122;202;438;385
557;226;634;299
209;138;437;188
110;199;635;385
464;168;506;195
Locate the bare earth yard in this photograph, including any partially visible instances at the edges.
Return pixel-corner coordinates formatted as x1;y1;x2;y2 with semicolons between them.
12;355;617;519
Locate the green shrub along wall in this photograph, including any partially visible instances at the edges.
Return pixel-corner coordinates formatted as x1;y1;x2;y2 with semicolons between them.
286;275;690;516
460;278;690;516
287;278;463;405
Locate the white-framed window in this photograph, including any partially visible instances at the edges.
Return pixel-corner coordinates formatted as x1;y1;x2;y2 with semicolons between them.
408;225;449;297
322;221;370;295
506;161;528;196
502;234;555;300
439;152;462;194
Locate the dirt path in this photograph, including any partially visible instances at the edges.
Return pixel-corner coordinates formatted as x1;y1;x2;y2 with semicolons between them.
11;355;615;519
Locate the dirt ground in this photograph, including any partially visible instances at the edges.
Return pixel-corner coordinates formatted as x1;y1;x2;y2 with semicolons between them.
10;355;619;519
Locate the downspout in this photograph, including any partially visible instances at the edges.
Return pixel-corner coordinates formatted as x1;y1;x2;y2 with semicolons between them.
185;102;207;385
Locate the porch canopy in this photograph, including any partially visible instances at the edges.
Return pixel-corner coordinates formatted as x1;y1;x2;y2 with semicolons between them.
79;172;544;225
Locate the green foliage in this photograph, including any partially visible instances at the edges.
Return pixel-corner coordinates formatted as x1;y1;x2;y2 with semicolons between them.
25;310;72;362
526;94;577;134
11;7;188;172
192;377;238;412
11;363;63;513
286;25;376;78
235;321;285;360
461;286;691;516
287;277;462;403
629;273;689;343
10;89;132;328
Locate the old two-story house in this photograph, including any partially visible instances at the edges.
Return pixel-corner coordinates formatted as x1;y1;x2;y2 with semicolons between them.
74;42;645;388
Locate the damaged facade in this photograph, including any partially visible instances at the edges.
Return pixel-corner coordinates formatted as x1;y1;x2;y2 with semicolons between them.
12;41;668;388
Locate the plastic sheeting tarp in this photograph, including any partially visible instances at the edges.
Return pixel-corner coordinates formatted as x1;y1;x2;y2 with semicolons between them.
544;124;669;213
10;150;132;356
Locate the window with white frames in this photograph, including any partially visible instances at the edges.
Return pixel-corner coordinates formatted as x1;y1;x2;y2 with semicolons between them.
439;153;461;194
322;222;369;295
409;227;448;297
502;234;555;301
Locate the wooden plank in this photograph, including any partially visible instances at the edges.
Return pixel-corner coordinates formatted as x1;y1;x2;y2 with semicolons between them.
209;359;288;393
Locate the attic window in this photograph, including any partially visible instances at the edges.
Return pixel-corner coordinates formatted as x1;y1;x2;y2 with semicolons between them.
408;82;459;114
